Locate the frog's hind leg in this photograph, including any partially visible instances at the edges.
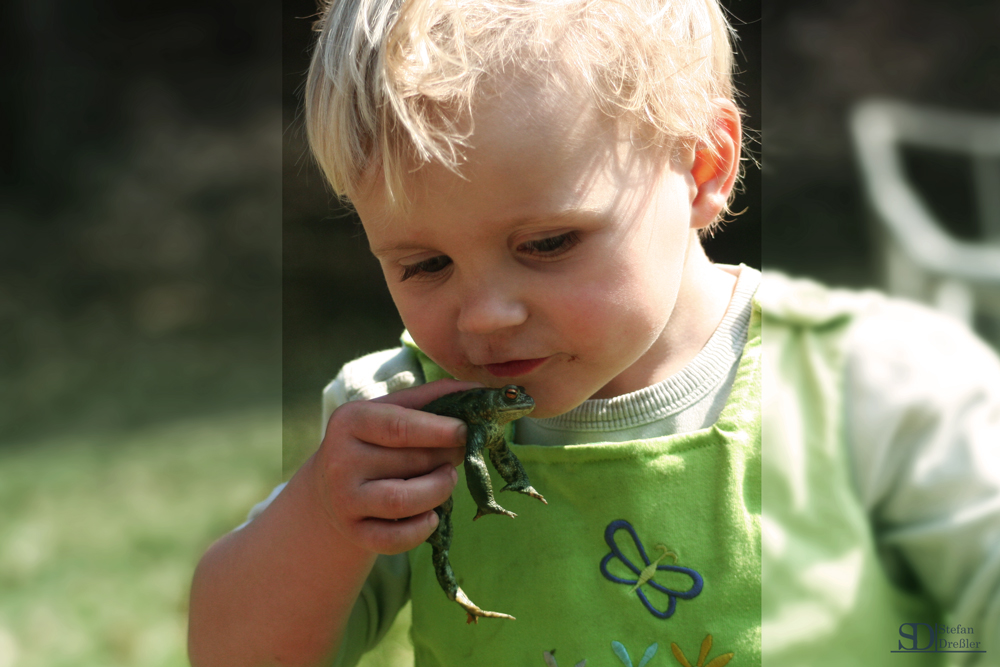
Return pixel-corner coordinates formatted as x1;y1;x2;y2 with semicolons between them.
488;440;547;504
427;496;516;624
464;427;516;520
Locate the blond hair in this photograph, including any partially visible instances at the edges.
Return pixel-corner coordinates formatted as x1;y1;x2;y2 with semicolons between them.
306;0;737;205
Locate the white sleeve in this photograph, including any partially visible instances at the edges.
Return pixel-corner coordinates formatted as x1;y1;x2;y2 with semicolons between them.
234;481;288;531
844;299;1000;662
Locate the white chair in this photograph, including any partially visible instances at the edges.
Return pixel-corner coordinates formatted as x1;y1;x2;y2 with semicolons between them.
851;99;1000;345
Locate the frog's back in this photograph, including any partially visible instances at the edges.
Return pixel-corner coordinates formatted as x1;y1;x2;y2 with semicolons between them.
420;388;496;424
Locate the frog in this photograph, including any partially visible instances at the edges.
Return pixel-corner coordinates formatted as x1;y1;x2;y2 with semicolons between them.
420;384;547;623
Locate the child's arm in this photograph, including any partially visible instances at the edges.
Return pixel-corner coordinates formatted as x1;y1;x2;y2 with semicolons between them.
188;379;477;667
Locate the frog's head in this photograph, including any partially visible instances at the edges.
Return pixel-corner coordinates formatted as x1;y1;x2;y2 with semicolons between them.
493;385;535;424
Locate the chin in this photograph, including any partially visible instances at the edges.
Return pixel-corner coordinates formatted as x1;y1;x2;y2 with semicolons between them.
521;389;586;420
528;403;581;419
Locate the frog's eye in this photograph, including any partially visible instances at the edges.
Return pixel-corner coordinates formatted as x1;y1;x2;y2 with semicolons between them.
504;386;519;400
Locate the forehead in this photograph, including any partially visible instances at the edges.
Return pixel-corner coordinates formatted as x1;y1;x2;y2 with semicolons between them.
354;74;646;241
473;69;604;149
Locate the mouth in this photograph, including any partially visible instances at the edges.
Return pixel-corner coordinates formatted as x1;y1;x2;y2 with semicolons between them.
483;357;549;378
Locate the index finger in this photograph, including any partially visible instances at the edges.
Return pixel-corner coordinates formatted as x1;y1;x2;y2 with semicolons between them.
371;379;483;410
348;401;467;450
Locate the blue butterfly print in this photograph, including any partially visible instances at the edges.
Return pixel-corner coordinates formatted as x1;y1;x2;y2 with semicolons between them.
599;519;704;619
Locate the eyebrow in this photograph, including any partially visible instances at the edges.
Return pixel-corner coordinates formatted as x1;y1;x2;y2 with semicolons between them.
490;205;607;236
367;205;605;256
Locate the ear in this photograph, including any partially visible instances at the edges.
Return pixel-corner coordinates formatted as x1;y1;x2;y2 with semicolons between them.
689;99;742;230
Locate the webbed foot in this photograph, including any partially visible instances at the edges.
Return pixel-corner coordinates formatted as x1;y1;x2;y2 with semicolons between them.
489;440;547;505
464;429;517;520
499;482;548;505
472;503;517;521
427;496;516;622
455;587;516;623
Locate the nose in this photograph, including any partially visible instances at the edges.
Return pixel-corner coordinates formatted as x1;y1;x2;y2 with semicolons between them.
455;279;528;335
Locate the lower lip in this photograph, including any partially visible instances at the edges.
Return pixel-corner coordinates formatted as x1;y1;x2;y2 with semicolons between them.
484;357;548;377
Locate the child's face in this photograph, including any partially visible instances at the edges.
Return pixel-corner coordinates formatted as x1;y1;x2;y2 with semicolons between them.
353;83;707;419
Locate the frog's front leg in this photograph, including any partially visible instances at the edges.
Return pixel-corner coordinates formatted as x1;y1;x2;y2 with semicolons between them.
428;496;516;623
488;438;547;504
464;425;516;520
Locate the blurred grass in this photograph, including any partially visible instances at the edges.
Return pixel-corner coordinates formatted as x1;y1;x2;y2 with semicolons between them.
283;401;321;482
0;408;280;667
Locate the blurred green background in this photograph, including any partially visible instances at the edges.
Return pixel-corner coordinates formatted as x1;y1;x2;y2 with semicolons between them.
1;2;281;665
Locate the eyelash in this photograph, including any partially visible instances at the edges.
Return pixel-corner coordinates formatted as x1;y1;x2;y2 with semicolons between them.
398;231;580;282
400;255;452;281
517;231;579;256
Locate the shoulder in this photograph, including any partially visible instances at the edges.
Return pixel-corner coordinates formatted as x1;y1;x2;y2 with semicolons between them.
322;347;426;423
844;296;1000;385
757;271;887;326
758;270;1000;388
841;295;1000;456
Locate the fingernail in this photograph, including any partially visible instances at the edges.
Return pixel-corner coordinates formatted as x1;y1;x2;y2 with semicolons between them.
456;423;468;445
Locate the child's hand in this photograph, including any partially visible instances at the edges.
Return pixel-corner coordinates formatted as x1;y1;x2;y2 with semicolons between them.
310;379;481;556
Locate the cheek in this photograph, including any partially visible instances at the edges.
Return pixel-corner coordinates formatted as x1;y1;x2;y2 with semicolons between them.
388;286;452;354
391;289;484;380
550;265;669;347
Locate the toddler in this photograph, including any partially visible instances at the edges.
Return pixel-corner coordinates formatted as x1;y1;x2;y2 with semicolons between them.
188;0;1000;665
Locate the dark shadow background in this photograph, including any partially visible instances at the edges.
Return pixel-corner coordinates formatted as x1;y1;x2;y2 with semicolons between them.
5;0;993;475
762;0;1000;290
1;3;282;664
280;0;762;470
1;1;282;446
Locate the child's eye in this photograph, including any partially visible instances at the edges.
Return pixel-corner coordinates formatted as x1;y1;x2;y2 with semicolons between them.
400;255;452;281
517;231;580;257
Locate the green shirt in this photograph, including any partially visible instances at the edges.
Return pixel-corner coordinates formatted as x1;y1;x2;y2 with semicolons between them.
403;301;761;666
